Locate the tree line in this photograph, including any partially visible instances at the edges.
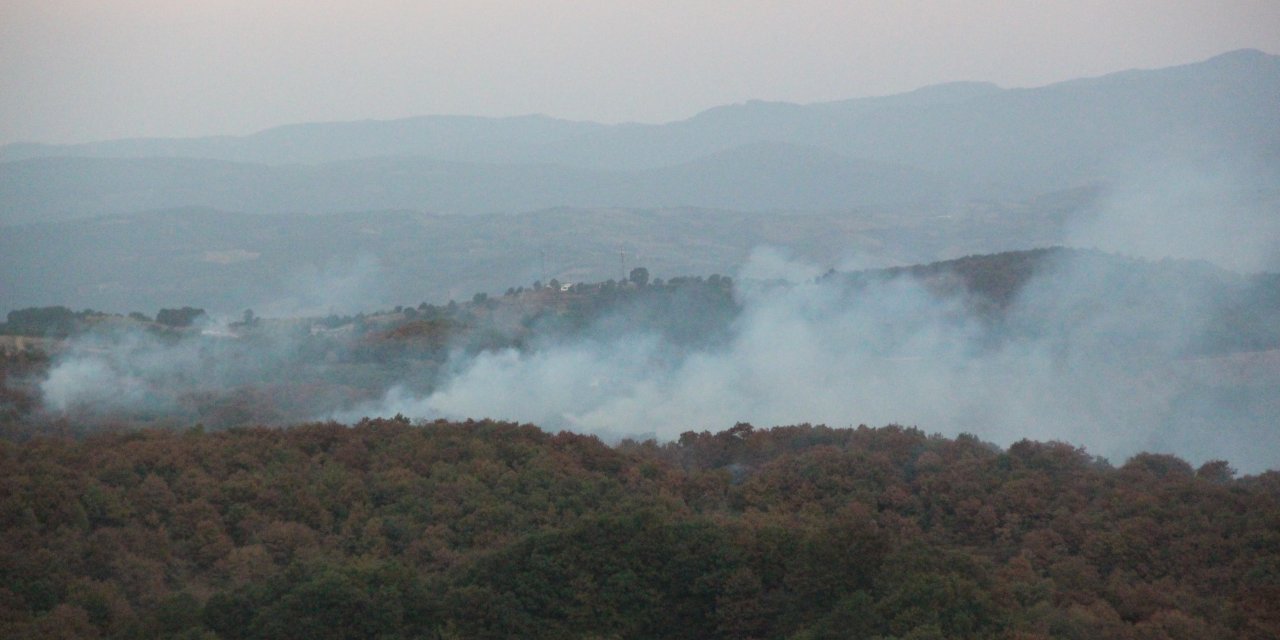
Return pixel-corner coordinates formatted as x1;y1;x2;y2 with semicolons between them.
1;419;1276;639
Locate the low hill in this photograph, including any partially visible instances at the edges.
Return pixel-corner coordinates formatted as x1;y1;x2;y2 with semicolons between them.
0;204;1077;317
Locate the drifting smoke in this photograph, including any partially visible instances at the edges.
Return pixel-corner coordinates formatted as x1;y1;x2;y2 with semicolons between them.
33;255;404;425
1068;159;1280;273
35;317;366;427
30;170;1280;472
40;325;217;415
352;247;1280;473
34;246;1280;472
42;356;150;414
258;254;390;318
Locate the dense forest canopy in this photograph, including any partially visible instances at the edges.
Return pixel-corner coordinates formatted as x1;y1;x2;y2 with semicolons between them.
1;419;1277;639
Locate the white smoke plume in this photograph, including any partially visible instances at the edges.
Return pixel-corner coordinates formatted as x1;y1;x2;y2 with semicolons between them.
1067;159;1280;273
352;248;1279;472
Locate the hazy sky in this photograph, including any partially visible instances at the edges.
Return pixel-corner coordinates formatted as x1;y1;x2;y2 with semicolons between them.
2;1;1278;145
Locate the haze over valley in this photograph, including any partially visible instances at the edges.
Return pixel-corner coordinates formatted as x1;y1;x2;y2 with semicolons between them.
4;3;1280;636
3;49;1279;316
3;49;1280;467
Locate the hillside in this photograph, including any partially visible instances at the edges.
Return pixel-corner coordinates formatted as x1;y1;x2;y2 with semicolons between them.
3;248;1279;471
0;204;1077;318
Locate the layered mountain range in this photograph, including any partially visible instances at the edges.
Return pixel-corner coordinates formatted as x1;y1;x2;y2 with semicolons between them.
1;49;1277;315
1;49;1276;224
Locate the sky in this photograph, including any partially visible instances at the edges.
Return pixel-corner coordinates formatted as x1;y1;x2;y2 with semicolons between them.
1;1;1278;146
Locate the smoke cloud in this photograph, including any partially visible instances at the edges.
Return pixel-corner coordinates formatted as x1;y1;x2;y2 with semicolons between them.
258;254;390;318
28;220;1279;472
1067;159;1280;273
34;316;368;428
352;249;1278;472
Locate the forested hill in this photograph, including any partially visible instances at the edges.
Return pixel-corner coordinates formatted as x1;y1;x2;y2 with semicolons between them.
2;245;1280;471
835;247;1219;308
3;247;1278;438
1;419;1277;639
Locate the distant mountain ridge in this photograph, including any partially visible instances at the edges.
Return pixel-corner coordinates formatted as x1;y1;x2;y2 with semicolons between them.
3;49;1274;166
0;49;1277;223
0;79;996;167
0;114;606;166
